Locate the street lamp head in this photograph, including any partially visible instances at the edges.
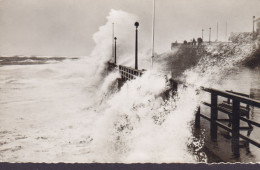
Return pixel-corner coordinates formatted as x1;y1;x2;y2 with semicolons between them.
114;37;117;40
253;16;255;19
202;29;204;31
135;22;139;28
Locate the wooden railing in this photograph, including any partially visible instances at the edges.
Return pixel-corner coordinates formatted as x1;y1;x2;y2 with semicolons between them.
113;61;260;158
118;65;145;81
196;87;260;157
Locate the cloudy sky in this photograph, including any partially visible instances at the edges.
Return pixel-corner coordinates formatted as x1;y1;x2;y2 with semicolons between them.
0;0;260;56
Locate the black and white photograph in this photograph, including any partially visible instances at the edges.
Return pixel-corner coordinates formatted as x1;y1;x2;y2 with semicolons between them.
0;0;260;166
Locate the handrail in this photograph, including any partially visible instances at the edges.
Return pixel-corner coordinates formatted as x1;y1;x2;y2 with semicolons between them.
202;87;260;107
226;90;250;98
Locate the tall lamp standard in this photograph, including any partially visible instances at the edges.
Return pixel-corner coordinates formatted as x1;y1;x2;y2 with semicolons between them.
114;37;117;65
202;29;204;41
225;22;227;42
253;16;256;39
151;0;156;69
216;22;218;42
209;27;211;44
112;23;114;62
135;22;139;70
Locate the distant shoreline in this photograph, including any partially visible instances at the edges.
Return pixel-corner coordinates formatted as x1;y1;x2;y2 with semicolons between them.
0;56;78;66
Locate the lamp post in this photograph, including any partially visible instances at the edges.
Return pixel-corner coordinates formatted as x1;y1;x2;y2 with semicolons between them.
216;22;218;42
151;0;155;69
112;23;114;61
209;27;211;44
253;16;255;39
225;22;227;42
114;37;117;65
135;22;139;70
202;29;204;41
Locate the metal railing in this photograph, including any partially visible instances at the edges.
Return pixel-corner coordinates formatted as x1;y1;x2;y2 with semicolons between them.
118;65;144;81
195;87;260;157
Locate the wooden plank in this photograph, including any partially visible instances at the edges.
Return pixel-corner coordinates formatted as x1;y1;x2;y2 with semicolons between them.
239;134;260;148
211;93;218;142
217;119;230;122
218;103;249;116
203;102;260;128
195;107;200;128
239;116;260;128
226;90;250;97
232;99;240;157
202;87;260;107
200;113;211;121
215;120;232;132
239;127;253;130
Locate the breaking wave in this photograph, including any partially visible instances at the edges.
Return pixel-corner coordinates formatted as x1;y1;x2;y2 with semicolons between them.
0;9;259;163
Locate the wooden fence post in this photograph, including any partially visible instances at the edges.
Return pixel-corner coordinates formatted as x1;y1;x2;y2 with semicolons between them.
232;99;240;157
211;93;218;142
195;106;201;128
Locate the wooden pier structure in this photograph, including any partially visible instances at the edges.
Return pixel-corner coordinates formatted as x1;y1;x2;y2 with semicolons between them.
196;87;260;157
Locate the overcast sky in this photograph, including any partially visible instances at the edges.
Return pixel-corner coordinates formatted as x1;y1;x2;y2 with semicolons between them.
0;0;260;56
